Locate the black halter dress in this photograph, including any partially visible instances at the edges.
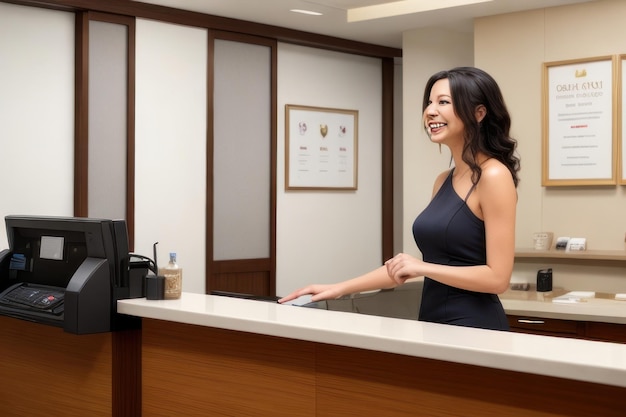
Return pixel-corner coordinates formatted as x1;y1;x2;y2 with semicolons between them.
412;169;509;331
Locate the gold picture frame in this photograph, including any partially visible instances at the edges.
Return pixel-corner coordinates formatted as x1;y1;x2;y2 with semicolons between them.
542;55;618;186
285;104;358;190
617;54;626;185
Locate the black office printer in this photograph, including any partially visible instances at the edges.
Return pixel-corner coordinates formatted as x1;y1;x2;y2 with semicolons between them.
0;215;144;334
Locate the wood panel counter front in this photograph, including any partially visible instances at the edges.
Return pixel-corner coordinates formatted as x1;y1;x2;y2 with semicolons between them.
0;315;140;417
118;293;626;416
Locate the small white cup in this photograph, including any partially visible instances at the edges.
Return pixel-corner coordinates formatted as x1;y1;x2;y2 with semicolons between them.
532;232;553;251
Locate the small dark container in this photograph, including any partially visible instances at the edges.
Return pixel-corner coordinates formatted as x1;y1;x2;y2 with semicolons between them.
145;274;165;300
536;268;553;292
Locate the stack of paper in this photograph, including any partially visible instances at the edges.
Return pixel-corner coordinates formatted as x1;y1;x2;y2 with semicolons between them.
552;291;595;304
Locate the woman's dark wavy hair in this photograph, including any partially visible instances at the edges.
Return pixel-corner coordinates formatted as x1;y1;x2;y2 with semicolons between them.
422;67;520;187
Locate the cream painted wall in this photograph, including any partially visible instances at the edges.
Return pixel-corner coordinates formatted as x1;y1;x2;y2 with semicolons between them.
134;19;208;294
474;9;545;255
276;43;384;296
0;3;75;251
401;29;474;257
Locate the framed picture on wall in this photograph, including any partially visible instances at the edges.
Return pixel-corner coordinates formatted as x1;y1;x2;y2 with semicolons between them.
285;104;358;190
542;55;617;186
617;54;626;185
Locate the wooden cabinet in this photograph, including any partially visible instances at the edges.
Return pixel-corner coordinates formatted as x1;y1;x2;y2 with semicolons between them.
508;315;626;344
507;315;585;339
585;321;626;344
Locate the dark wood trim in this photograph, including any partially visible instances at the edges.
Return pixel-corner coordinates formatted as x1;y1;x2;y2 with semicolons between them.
508;314;626;344
7;0;401;58
585;321;626;344
112;326;142;417
206;30;216;295
381;57;394;262
74;11;88;217
212;258;272;274
210;27;279;48
126;16;136;251
269;35;278;297
88;10;132;25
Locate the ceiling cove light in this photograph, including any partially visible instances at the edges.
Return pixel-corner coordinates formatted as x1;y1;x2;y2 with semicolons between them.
290;9;323;16
347;0;493;22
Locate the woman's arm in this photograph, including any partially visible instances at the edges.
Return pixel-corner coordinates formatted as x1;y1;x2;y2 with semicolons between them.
277;265;398;303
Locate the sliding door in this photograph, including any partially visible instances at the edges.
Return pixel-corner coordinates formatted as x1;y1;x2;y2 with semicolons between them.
208;32;277;296
75;12;136;247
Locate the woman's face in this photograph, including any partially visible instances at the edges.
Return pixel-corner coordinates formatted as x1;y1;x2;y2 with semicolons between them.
423;78;465;146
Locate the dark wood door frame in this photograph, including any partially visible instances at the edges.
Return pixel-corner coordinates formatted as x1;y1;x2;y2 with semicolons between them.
206;30;278;297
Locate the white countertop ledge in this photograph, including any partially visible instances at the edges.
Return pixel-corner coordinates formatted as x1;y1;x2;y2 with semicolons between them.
501;297;626;323
118;292;626;388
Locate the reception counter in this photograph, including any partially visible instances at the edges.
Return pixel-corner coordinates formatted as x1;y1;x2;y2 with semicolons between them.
118;292;626;416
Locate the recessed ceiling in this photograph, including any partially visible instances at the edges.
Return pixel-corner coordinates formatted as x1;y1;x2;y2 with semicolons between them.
136;0;597;49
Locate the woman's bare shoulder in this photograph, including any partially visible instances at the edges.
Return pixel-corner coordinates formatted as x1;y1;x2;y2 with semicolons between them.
478;159;516;195
481;159;512;178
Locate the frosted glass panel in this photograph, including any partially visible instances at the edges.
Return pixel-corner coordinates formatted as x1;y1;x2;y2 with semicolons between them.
88;20;127;220
213;39;271;260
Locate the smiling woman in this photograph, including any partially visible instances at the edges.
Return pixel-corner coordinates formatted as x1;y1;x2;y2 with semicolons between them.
280;66;521;331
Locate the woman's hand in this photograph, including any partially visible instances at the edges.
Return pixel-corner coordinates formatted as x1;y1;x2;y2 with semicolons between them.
277;284;344;304
384;253;423;284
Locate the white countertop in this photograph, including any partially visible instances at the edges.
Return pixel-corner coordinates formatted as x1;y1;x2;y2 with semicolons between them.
118;292;626;388
500;289;626;324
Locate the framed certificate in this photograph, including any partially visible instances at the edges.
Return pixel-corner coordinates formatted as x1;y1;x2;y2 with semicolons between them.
285;104;358;190
542;56;617;186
